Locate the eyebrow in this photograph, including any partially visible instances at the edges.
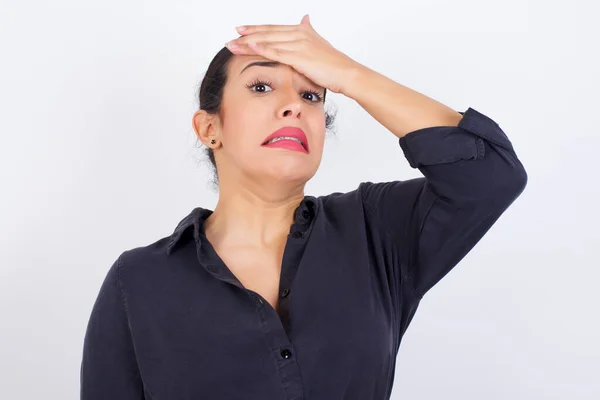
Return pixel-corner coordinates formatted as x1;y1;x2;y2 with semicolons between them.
239;61;281;75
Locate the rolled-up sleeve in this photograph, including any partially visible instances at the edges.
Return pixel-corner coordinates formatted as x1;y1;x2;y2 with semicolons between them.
360;107;528;299
80;254;144;399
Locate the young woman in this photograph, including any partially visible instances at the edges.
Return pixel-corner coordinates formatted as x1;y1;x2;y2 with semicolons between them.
80;15;527;400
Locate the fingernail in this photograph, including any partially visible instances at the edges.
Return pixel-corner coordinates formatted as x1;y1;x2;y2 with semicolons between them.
236;26;247;33
226;42;239;51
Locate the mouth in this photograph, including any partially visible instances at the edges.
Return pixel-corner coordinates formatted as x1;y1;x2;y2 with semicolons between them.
261;126;309;153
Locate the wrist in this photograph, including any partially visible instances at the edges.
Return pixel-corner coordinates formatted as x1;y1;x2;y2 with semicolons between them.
340;61;371;99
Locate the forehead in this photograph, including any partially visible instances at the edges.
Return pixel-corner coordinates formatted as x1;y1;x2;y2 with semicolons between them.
230;54;270;68
229;55;295;77
228;55;322;89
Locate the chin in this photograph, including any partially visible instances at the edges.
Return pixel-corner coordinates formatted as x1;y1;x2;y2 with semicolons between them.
266;162;317;183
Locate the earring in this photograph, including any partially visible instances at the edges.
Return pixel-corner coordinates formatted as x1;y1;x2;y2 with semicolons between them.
210;139;216;145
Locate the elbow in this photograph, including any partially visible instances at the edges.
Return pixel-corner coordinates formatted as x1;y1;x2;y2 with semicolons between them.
491;159;528;206
513;162;528;195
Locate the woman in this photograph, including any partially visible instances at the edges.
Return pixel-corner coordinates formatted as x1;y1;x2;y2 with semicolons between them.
80;15;527;400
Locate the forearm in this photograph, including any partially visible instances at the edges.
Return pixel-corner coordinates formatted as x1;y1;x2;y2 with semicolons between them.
342;63;463;139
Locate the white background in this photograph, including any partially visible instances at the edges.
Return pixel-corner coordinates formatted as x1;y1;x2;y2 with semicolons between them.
1;0;598;399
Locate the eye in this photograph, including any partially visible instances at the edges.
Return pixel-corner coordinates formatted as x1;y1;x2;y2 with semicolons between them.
245;79;325;103
302;89;325;103
245;78;274;94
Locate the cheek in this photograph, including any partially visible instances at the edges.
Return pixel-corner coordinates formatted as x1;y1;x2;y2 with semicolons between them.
222;107;266;148
310;116;327;149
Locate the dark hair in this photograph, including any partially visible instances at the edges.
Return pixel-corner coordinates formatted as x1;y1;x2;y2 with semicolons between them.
195;47;337;189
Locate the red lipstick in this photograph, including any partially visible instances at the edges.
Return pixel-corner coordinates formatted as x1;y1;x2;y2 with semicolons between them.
261;127;309;153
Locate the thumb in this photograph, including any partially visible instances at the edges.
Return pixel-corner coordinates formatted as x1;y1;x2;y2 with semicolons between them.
300;14;311;26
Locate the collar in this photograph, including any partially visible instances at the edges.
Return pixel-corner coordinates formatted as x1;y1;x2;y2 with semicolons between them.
166;195;318;256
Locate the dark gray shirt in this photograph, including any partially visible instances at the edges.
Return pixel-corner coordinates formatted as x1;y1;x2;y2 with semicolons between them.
80;107;527;400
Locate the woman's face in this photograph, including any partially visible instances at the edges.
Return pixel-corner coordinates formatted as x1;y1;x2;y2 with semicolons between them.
208;54;327;188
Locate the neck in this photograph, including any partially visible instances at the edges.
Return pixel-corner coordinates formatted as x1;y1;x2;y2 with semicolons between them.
204;181;306;249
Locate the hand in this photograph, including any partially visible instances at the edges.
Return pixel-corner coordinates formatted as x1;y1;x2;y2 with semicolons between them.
225;14;362;95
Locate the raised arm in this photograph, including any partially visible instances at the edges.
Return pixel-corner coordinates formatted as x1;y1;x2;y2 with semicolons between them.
347;66;527;299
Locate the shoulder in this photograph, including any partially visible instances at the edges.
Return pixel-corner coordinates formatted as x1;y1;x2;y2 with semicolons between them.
313;179;428;245
315;178;427;212
112;207;204;287
114;236;174;284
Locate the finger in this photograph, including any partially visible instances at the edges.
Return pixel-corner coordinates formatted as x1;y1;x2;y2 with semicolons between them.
225;42;259;55
236;24;298;35
228;41;296;61
230;31;304;46
246;41;301;63
300;14;311;26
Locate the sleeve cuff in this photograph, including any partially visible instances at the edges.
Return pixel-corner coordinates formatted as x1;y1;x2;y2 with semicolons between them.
398;107;514;168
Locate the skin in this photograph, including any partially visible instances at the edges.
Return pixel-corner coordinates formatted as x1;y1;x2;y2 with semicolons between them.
191;16;462;308
192;53;327;253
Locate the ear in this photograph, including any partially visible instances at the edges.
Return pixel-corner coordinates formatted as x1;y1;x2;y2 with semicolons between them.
193;110;220;146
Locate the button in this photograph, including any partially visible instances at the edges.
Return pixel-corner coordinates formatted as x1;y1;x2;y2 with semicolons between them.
292;231;302;238
281;288;290;298
301;210;310;219
280;349;292;359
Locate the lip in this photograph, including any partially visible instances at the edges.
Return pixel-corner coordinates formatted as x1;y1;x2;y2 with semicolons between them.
261;126;309;153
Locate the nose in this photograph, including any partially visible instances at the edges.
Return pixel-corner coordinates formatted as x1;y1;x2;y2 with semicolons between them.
277;91;303;120
282;108;299;118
